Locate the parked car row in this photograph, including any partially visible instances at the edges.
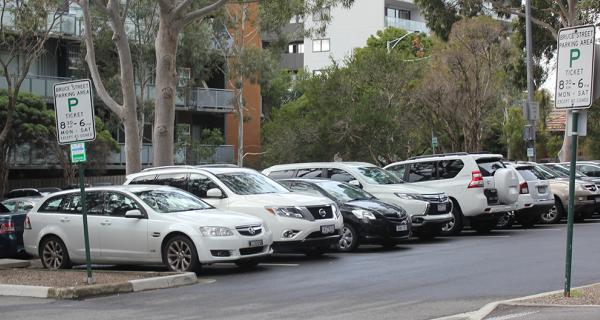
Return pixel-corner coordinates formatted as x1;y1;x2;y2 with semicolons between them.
10;153;600;273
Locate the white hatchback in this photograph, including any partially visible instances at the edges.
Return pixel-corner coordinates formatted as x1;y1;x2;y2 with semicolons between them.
125;167;344;256
23;185;273;272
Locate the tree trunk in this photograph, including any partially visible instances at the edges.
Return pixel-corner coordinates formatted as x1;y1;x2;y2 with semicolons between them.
153;22;179;166
237;87;244;167
0;142;10;198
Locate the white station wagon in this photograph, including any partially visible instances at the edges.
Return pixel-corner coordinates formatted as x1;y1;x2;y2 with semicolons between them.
23;185;273;272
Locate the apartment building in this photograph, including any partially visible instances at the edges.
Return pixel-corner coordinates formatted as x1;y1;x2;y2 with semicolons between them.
2;4;263;182
271;0;428;73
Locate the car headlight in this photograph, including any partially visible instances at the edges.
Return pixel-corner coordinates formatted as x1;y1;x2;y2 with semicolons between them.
352;209;376;220
395;193;420;200
199;226;234;237
266;206;307;219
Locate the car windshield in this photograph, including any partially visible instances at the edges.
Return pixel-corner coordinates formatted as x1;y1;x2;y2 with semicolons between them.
356;167;403;185
215;172;289;195
476;158;505;177
533;165;559;179
134;190;211;213
548;164;585;178
317;181;375;202
517;167;546;181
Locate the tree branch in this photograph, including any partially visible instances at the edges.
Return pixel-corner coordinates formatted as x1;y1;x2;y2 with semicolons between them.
490;1;559;39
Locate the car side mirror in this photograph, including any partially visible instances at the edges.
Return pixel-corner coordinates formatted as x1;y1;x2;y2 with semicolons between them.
125;209;144;219
349;180;362;189
206;188;224;198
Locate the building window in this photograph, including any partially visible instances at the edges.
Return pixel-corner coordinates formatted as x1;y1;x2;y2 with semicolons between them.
289;15;303;24
385;7;411;20
288;42;304;54
312;39;330;52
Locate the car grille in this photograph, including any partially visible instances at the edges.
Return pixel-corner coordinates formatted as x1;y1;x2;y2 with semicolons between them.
236;225;263;236
239;246;265;256
306;206;333;220
584;185;598;192
381;212;407;222
420;194;448;202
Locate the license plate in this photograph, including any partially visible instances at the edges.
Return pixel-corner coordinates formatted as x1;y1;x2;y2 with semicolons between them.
321;225;335;235
437;203;447;212
396;224;408;232
538;187;547;193
248;240;263;247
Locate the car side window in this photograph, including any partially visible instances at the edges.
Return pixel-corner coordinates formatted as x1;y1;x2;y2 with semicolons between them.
386;164;406;180
39;196;66;213
61;192;105;215
154;173;189;191
268;170;296;179
327;169;355;183
438;160;464;180
188;174;221;198
580;165;600;177
290;182;324;197
130;175;157;185
408;162;437;182
105;192;140;217
297;168;324;178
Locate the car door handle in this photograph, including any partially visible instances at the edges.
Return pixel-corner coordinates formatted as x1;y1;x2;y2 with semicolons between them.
100;220;111;226
60;217;70;223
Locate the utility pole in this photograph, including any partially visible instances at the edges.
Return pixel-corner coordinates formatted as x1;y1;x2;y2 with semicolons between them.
525;0;536;162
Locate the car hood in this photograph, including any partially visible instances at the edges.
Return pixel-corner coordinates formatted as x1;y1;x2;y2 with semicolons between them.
365;183;442;195
170;209;262;227
340;200;404;215
237;192;333;207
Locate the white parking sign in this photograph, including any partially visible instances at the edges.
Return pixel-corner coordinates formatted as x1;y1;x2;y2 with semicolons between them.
555;25;596;109
54;79;96;144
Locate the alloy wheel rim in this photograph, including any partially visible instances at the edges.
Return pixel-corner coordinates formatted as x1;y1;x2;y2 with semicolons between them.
497;214;510;227
542;206;558;222
442;212;455;232
338;227;354;250
167;240;192;272
42;240;64;270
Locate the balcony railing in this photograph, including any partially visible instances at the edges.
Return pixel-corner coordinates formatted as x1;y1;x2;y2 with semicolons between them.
385;16;429;33
0;75;71;102
136;85;235;113
109;144;235;166
0;10;83;38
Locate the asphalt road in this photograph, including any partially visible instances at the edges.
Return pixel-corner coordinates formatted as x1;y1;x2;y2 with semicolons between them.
484;304;600;320
2;220;600;320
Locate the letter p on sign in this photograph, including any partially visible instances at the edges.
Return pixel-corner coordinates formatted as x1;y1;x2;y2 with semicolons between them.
569;48;580;68
68;98;78;112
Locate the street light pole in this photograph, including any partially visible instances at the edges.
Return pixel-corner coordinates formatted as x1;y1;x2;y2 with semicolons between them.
525;0;536;162
387;30;419;53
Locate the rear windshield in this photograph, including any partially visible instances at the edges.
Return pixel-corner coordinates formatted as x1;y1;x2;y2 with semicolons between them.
517;167;545;181
476;158;505;177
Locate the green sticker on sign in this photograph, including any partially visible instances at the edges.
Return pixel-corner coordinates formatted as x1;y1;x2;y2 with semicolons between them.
70;143;87;163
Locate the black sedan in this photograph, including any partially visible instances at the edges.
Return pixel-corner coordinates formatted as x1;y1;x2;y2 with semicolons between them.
278;179;411;252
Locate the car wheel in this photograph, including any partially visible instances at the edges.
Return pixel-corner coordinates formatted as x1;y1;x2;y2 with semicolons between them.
440;202;463;236
471;220;496;234
235;259;260;269
540;198;564;224
516;215;539;228
39;236;72;270
496;212;514;229
337;223;359;252
163;235;201;273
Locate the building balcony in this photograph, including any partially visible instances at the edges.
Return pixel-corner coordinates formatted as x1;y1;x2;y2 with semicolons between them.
280;53;304;71
384;16;429;33
0;10;83;38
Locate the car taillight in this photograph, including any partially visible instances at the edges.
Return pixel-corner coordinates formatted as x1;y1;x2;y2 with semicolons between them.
519;182;529;194
468;170;484;188
24;215;31;230
0;222;15;234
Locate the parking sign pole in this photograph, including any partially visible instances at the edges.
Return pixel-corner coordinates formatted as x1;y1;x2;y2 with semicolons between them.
564;110;579;297
78;154;94;285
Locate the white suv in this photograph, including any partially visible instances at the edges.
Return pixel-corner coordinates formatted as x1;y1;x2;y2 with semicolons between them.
125;167;343;256
384;153;519;235
262;162;452;239
24;185;273;272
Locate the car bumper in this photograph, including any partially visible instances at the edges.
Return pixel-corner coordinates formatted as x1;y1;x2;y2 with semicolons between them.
0;236;25;258
356;219;411;244
272;233;341;252
516;199;555;217
411;212;453;228
196;232;274;263
574;200;596;216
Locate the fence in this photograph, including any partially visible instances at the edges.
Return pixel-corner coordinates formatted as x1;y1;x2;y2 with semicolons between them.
8;175;126;190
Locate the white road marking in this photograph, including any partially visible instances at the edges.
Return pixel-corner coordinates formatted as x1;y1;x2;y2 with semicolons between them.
486;311;539;320
259;263;300;267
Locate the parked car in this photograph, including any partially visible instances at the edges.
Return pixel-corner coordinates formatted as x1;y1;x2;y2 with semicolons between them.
0;202;28;258
384;153;519;235
24;185;273;272
498;163;554;228
262;162;452;240
532;164;600;223
545;163;600;187
278;179;411;251
574;162;600;178
1;197;41;214
125;167;343;256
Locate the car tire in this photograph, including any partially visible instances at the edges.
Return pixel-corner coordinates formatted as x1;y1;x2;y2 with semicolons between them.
440;201;463;236
163;235;201;273
471;219;496;234
540;197;564;224
496;212;514;229
235;259;260;269
337;223;359;252
39;236;72;270
516;215;539;228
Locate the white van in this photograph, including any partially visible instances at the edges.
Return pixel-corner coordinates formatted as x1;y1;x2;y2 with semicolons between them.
262;162;452;239
125;167;343;256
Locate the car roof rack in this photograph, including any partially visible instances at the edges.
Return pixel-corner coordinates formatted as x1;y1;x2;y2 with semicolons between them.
141;165;196;172
408;152;469;160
